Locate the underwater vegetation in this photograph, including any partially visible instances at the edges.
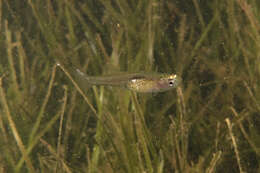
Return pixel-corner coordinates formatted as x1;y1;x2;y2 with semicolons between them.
0;0;260;172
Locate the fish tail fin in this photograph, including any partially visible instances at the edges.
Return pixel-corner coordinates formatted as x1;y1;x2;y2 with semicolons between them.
56;59;92;92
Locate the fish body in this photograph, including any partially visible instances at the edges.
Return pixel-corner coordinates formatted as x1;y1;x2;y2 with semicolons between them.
75;69;181;93
58;62;181;93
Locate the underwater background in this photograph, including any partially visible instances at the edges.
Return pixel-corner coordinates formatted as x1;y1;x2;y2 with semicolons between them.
0;0;259;172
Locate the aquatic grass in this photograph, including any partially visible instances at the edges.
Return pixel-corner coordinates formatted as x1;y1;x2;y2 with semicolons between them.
15;85;67;172
4;21;21;101
28;65;57;144
55;85;68;172
15;31;27;92
0;76;35;172
230;106;260;156
1;0;260;172
225;118;245;173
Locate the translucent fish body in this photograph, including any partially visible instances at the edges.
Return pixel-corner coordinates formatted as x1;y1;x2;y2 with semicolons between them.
75;69;181;93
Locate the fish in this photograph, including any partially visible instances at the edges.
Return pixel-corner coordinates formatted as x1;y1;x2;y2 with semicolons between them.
57;62;181;93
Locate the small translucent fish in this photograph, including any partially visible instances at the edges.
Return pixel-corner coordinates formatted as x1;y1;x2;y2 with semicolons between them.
58;63;181;93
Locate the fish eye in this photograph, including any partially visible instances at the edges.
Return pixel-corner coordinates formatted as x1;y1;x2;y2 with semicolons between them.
168;79;174;86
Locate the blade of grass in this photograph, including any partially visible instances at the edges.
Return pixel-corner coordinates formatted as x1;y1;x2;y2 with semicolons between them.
191;10;218;57
0;111;15;165
243;81;260;112
56;62;97;116
225;118;245;173
55;85;68;172
230;107;260;156
62;90;77;160
206;151;222;173
15;95;64;172
192;0;205;29
5;20;21;100
131;92;154;172
176;87;188;171
88;86;105;173
15;31;27;92
40;139;72;173
64;1;77;46
79;2;104;32
0;76;35;172
0;0;2;31
29;64;57;143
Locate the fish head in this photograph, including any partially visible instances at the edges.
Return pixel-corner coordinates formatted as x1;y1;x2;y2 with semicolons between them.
155;74;181;92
